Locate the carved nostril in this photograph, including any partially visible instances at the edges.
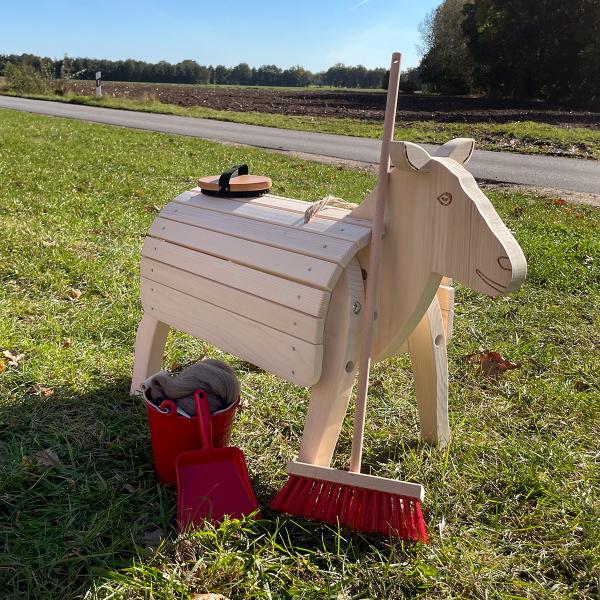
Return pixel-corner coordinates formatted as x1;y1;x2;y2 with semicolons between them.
498;256;511;271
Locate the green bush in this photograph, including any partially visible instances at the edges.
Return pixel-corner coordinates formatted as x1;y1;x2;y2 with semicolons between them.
4;61;50;95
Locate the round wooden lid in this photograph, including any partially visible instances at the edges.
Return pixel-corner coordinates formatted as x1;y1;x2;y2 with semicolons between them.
198;174;272;193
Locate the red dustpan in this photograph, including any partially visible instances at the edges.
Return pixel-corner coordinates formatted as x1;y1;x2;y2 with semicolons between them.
175;390;260;530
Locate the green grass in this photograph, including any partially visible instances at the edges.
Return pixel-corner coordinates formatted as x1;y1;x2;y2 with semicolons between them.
0;108;599;599
3;89;599;160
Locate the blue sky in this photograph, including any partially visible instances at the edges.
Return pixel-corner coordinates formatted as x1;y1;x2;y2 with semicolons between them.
2;0;440;71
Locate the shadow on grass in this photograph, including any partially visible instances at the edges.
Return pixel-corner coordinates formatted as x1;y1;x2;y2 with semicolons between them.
0;380;425;598
0;379;178;598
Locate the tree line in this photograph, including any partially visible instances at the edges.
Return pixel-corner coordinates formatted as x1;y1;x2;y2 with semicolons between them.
3;0;598;102
419;0;600;101
0;53;389;89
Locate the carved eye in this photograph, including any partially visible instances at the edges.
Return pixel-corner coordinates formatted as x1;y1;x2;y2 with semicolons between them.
437;192;453;206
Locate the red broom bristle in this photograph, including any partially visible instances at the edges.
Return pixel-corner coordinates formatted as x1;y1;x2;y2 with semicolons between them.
270;475;428;543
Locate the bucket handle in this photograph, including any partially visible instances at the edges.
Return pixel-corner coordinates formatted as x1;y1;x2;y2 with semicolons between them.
194;389;213;449
159;399;178;416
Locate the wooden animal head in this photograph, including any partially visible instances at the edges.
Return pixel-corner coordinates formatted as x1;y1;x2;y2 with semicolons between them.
388;138;527;295
351;138;527;360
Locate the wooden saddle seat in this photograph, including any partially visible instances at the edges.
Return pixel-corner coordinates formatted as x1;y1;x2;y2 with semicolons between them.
140;188;372;387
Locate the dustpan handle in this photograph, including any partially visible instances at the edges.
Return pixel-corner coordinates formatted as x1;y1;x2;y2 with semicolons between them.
194;389;213;449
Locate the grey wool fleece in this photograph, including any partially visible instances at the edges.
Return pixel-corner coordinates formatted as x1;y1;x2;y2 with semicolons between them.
141;359;240;415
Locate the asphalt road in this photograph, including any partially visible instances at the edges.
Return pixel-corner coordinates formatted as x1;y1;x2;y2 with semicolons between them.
1;95;598;194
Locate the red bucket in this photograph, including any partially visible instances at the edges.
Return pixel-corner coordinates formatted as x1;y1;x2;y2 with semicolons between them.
146;391;240;485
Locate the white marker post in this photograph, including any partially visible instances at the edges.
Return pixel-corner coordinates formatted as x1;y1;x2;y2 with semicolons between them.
95;71;102;98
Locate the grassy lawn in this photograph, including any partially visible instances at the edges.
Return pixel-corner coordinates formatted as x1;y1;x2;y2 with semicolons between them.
3;89;599;161
0;108;598;599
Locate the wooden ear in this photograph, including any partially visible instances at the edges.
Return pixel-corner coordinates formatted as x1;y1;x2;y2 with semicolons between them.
389;141;432;172
433;138;475;165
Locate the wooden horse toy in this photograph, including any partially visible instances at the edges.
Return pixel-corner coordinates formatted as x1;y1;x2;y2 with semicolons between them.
130;133;526;468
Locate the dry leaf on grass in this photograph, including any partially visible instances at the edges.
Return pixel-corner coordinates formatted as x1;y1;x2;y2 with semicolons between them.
42;239;57;247
66;288;82;300
552;198;567;207
62;338;72;348
191;594;231;600
34;449;62;467
143;204;160;213
564;207;584;219
3;350;25;367
0;360;6;374
123;483;138;493
28;383;55;397
466;349;520;376
370;378;385;389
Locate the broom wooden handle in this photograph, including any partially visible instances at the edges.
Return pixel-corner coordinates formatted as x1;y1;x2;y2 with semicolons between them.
349;52;401;474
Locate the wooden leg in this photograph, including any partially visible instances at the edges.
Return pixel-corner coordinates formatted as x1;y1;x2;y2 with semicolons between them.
298;258;364;467
437;277;455;342
407;295;450;447
130;314;170;395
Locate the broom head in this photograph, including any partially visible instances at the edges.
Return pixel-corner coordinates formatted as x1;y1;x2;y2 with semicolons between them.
271;462;428;542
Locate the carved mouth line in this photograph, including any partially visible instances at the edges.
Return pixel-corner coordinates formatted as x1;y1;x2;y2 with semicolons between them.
476;269;507;293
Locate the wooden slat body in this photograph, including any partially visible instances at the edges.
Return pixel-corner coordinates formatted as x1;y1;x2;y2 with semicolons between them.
159;202;358;266
176;191;372;244
138;189;376;387
140;280;323;387
148;217;341;290
142;239;330;318
186;189;372;226
141;259;324;343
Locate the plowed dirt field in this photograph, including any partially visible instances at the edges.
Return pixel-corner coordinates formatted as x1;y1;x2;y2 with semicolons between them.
67;81;599;129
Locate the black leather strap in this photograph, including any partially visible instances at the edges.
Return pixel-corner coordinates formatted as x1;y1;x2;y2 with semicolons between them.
218;164;249;192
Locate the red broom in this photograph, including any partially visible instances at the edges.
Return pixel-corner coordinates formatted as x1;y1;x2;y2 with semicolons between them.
271;52;428;542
